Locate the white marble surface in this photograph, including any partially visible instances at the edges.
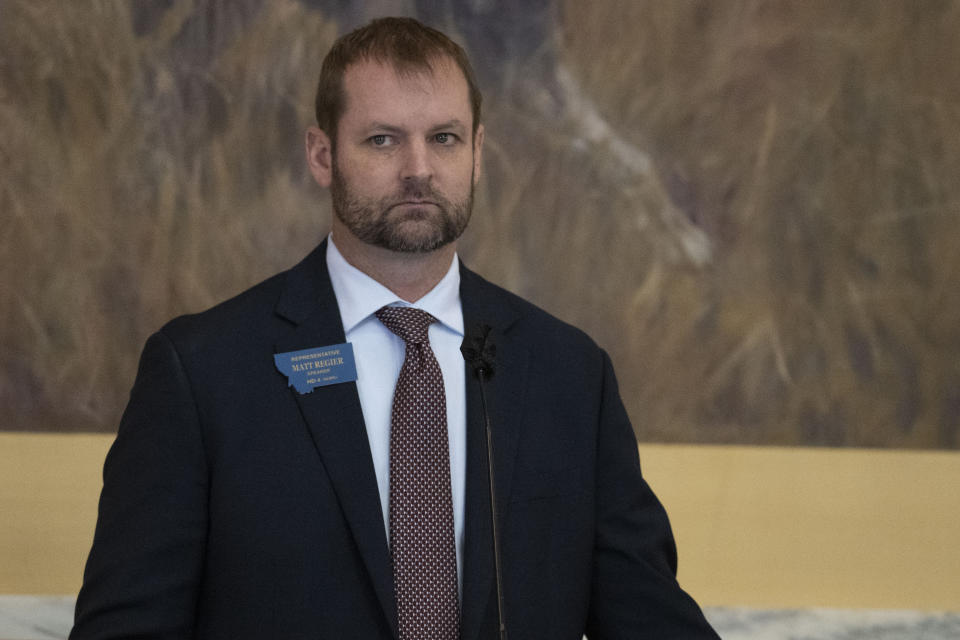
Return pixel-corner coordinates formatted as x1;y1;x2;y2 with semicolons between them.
706;606;960;639
0;597;73;640
2;596;959;639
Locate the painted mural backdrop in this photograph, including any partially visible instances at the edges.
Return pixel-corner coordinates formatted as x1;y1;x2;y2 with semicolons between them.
2;1;958;448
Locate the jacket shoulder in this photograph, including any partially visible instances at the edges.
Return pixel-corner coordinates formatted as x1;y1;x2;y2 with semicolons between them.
159;270;288;351
460;265;601;356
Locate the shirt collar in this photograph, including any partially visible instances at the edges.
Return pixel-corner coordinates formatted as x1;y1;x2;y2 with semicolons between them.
326;234;464;336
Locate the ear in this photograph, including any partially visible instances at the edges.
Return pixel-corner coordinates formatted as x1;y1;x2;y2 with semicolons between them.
472;123;485;186
305;126;333;188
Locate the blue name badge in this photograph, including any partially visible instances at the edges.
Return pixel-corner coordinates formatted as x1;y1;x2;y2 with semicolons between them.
274;343;357;394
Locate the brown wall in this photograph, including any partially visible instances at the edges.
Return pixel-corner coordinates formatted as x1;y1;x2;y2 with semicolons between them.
3;433;958;609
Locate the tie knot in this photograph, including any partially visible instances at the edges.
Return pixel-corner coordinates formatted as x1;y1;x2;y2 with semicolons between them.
375;306;437;345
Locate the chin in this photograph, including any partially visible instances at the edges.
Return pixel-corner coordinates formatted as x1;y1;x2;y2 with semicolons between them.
383;235;449;254
380;219;452;253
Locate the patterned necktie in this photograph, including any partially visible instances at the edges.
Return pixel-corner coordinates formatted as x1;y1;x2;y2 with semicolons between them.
375;306;460;640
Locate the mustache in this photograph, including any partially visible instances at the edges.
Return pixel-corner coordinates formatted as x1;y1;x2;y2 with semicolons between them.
392;178;444;204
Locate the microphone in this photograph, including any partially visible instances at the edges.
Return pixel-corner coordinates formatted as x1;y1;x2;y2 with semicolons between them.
460;324;507;640
461;323;496;379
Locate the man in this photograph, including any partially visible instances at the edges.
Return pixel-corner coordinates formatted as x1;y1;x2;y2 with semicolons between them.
72;17;718;640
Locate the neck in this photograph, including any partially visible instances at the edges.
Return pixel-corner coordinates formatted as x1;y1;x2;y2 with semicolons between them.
331;227;456;302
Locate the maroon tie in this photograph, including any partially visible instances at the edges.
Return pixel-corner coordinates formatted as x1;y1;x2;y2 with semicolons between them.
375;306;460;640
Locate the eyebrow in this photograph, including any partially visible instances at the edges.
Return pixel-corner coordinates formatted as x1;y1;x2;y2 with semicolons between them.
364;120;468;135
366;123;405;134
429;120;468;135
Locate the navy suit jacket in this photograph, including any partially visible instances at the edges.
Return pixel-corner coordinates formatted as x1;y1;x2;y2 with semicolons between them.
72;240;718;639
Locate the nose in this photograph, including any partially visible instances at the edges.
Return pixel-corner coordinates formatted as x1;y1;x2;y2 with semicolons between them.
400;139;432;182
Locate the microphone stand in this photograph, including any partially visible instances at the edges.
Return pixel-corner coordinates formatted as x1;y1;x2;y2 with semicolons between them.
461;326;507;640
476;364;507;640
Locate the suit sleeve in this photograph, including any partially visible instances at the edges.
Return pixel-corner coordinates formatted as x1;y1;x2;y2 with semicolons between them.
71;330;209;640
584;351;719;639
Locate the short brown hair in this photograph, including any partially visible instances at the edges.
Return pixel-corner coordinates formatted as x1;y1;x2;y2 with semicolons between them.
314;17;483;145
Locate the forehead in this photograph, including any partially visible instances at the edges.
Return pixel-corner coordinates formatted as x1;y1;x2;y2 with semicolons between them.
339;57;472;130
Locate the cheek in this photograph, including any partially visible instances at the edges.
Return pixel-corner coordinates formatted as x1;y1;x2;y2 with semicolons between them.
441;157;477;191
339;157;395;192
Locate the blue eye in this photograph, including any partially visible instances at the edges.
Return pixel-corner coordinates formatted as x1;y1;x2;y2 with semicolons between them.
371;134;388;146
435;133;451;144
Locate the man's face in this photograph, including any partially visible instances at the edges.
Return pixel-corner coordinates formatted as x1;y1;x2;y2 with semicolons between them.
329;57;483;253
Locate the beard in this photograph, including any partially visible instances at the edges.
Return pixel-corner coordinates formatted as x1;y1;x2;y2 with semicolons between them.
330;160;474;253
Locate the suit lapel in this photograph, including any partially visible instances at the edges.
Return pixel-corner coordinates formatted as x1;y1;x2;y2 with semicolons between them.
274;241;397;638
459;265;528;640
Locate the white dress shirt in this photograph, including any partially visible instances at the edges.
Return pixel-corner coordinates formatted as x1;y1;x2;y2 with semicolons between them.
325;235;467;592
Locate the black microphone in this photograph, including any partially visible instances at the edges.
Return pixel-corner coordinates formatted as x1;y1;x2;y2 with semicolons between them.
460;324;507;640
